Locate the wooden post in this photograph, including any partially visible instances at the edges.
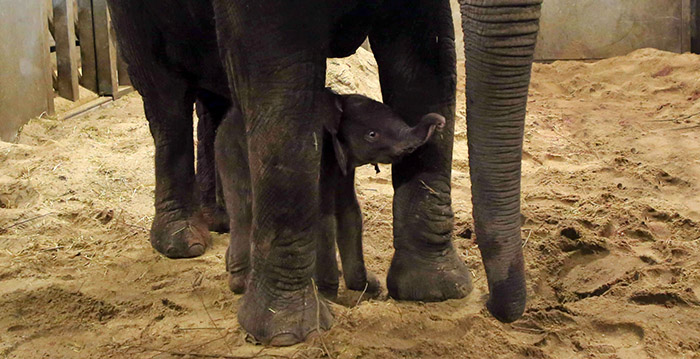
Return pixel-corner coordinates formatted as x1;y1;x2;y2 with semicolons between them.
77;0;98;93
43;0;56;115
111;19;131;88
52;0;80;101
117;45;131;86
92;0;118;97
682;0;692;53
694;0;700;53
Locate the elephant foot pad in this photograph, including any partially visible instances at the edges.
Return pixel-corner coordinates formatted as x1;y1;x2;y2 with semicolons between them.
238;282;333;346
150;211;211;258
387;248;473;302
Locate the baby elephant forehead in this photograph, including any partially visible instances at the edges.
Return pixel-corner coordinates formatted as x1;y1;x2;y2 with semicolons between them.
343;95;397;122
343;95;384;110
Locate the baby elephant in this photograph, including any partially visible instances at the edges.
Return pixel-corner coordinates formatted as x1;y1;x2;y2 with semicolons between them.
315;92;445;299
216;90;445;298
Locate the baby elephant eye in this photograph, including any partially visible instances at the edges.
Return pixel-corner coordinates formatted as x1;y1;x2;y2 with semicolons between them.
365;131;379;142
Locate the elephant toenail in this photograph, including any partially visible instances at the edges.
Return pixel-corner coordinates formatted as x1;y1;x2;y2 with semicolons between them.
165;246;180;258
188;243;205;257
269;333;301;347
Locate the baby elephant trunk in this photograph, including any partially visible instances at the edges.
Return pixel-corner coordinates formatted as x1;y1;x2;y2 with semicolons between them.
399;113;446;155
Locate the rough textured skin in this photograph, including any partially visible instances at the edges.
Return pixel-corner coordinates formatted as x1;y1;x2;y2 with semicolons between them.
220;92;445;299
316;92;446;300
195;93;231;234
107;0;540;346
107;0;230;258
368;0;474;304
459;0;542;323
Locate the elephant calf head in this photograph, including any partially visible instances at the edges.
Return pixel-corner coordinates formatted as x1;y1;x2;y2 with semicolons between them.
325;91;446;174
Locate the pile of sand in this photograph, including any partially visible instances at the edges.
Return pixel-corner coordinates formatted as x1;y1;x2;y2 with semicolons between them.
327;47;382;100
1;48;699;358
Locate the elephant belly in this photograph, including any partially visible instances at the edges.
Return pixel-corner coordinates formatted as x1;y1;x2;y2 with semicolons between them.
142;0;228;96
328;0;383;58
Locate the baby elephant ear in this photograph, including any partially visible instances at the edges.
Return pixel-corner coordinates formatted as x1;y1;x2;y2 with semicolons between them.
323;90;343;135
323;91;349;176
332;135;349;176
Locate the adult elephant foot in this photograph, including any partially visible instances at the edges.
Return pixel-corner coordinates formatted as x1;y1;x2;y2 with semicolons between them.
150;210;210;258
368;0;469;302
238;282;333;346
387;246;472;301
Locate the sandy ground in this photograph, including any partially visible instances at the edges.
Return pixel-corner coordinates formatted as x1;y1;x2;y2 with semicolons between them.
1;48;700;358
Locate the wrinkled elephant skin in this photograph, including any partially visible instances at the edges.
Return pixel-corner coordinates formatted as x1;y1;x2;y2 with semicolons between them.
107;0;541;346
221;91;445;298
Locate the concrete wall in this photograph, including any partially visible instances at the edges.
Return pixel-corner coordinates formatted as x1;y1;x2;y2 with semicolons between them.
450;0;692;61
0;0;52;142
534;0;691;60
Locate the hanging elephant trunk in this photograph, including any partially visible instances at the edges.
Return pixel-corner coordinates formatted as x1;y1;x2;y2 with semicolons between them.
458;0;542;322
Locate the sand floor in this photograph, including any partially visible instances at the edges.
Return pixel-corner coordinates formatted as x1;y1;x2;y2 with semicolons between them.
1;48;700;358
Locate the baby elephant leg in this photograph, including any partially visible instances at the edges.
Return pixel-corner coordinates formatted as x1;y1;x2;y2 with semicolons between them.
316;211;341;300
215;107;251;294
316;162;341;300
335;169;381;296
195;92;231;234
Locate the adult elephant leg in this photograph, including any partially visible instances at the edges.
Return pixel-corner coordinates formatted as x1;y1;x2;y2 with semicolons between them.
213;1;332;345
215;107;251;294
458;0;541;322
107;0;209;259
370;0;472;301
143;86;210;258
196;91;231;233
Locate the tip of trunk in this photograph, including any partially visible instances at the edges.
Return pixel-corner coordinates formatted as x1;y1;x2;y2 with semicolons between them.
415;113;446;144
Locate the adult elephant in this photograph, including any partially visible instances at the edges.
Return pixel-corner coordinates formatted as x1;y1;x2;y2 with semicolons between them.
108;0;542;345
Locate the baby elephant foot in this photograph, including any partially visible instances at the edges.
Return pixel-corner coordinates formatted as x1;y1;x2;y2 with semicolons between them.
238;281;333;346
387;247;472;301
346;271;382;298
226;245;250;294
202;204;230;233
228;270;248;294
150;210;211;258
316;280;339;302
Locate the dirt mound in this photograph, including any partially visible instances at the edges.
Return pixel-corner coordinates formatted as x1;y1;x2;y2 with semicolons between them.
1;48;700;358
326;48;382;100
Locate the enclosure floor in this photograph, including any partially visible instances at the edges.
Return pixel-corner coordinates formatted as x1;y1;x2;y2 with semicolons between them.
1;48;700;358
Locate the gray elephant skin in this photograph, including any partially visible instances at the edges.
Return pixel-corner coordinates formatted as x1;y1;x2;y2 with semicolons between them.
220;90;446;298
106;0;542;346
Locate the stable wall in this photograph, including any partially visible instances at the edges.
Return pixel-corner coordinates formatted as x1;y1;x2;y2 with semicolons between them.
451;0;692;61
0;0;53;142
535;0;691;60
